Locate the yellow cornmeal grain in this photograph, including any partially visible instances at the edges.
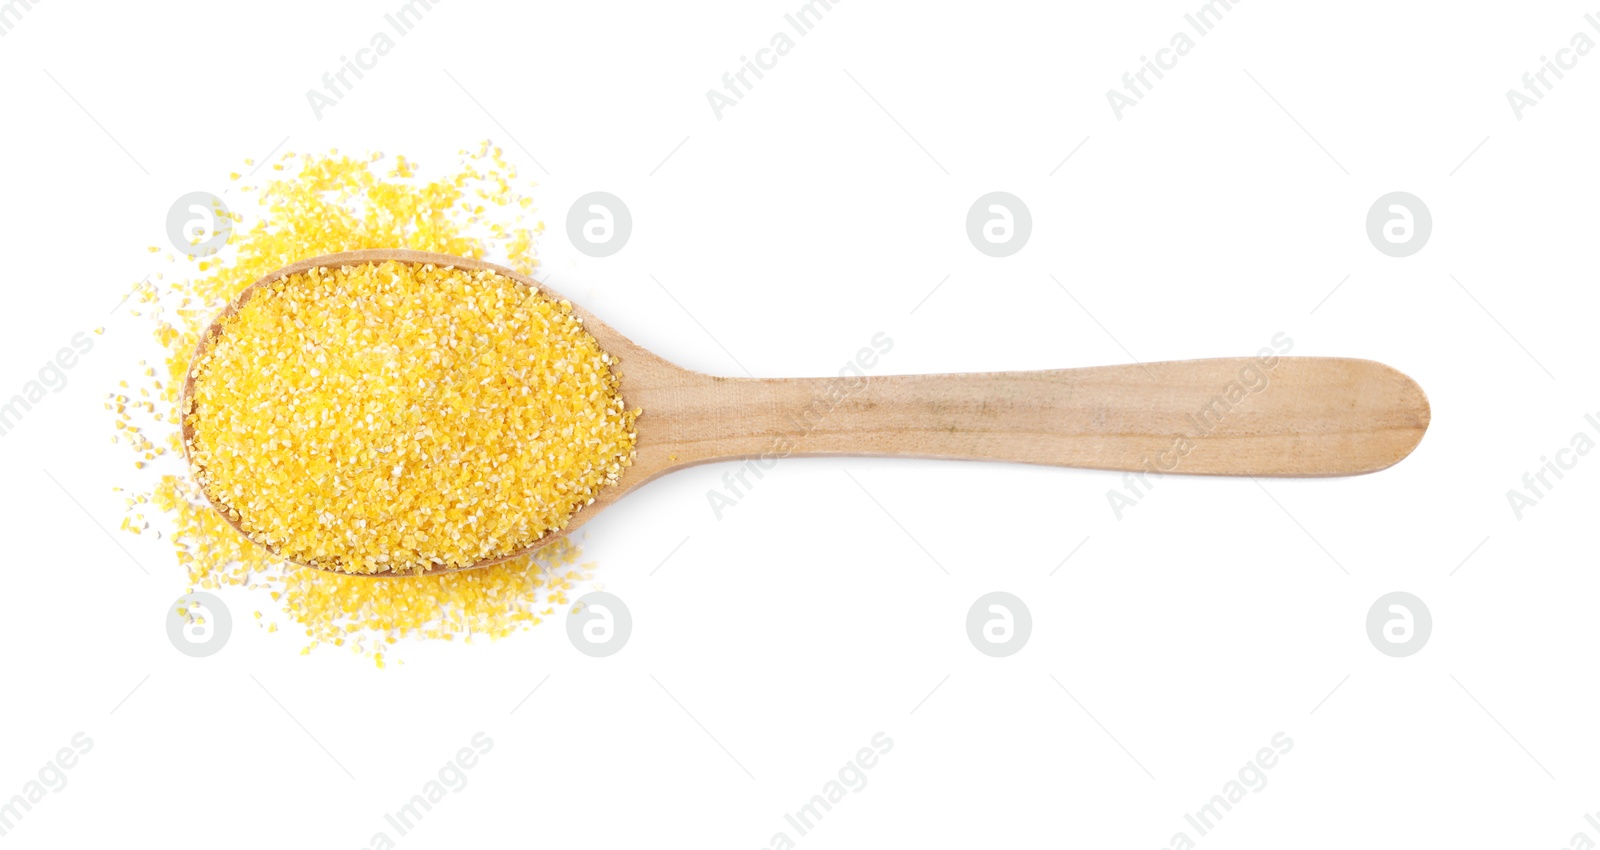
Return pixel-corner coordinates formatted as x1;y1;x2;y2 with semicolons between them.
116;144;601;665
185;260;637;574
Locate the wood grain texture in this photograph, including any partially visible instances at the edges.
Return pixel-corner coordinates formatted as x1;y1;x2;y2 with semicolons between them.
183;249;1431;575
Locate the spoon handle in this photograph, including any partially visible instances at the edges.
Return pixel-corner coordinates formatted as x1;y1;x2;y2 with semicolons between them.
649;357;1428;477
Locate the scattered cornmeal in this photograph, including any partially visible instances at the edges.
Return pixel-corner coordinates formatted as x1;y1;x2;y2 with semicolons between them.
184;260;637;574
116;144;610;665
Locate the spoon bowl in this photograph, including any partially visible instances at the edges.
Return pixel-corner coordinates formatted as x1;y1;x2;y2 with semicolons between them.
183;248;1431;576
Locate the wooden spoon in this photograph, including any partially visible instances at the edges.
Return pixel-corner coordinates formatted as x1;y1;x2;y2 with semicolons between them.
182;249;1430;576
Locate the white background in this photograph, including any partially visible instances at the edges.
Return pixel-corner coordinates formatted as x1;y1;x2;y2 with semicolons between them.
1;1;1597;847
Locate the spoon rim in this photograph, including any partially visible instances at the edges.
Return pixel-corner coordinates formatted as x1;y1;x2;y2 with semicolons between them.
179;248;636;578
